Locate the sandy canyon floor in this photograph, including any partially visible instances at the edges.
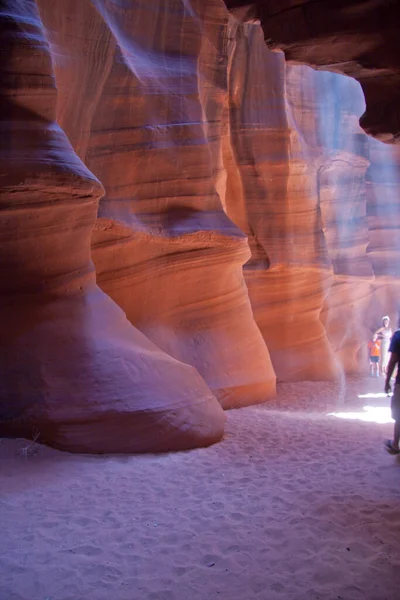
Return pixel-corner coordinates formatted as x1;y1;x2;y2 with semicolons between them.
1;377;399;600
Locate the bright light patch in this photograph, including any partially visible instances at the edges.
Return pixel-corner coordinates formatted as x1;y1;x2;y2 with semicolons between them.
357;392;389;399
328;405;393;424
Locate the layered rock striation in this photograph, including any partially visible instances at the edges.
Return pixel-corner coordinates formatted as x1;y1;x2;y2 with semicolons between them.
1;0;400;453
223;24;339;381
38;0;276;408
0;0;226;453
223;20;400;379
225;0;400;144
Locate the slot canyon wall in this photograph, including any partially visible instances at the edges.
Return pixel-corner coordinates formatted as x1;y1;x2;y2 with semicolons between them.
225;0;400;143
224;0;400;376
1;0;400;452
228;22;400;379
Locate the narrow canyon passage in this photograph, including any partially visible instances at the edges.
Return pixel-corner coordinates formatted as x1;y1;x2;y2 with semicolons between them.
1;1;400;597
2;0;400;453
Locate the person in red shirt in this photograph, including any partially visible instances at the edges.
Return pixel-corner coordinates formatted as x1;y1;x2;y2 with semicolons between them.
368;334;380;377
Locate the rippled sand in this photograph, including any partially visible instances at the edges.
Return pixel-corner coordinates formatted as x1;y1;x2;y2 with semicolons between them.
1;377;399;600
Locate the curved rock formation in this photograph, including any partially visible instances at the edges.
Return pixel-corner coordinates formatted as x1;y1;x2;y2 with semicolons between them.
0;0;225;453
365;137;400;330
285;66;400;372
313;70;374;373
225;0;400;143
2;0;400;454
222;20;400;378
223;23;339;381
38;0;276;408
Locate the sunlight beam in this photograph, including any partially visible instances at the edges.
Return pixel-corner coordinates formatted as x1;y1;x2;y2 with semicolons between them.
328;405;393;424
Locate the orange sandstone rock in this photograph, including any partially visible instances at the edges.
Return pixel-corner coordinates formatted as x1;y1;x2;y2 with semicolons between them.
0;0;225;453
39;0;276;407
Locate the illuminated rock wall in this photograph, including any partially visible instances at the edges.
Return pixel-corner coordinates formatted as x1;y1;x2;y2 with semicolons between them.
225;0;400;144
38;0;276;408
0;0;226;453
1;0;400;453
224;22;400;379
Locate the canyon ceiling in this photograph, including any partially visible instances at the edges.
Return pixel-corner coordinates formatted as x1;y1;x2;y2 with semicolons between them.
1;0;400;453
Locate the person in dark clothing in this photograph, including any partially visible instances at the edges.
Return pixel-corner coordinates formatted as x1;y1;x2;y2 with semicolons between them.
384;327;400;454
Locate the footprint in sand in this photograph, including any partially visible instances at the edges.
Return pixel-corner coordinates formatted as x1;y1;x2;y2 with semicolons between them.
73;545;103;557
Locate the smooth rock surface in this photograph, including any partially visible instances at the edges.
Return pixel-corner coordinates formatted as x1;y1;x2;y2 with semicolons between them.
224;25;338;381
38;0;276;408
0;0;226;453
1;0;400;453
223;21;400;378
225;0;400;143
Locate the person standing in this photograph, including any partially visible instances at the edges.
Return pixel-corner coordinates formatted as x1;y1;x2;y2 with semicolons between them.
384;326;400;454
368;334;380;377
375;316;393;376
